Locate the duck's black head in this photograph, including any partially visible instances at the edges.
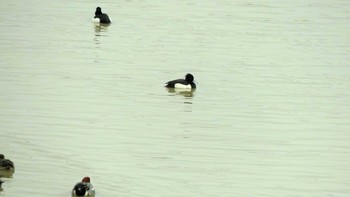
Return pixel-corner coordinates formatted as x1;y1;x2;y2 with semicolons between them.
0;154;4;160
95;7;102;15
185;73;194;82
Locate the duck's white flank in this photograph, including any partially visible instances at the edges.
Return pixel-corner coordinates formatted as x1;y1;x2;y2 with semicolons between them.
92;18;100;23
174;83;192;89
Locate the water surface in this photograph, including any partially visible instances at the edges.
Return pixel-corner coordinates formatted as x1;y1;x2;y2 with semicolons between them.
1;0;350;196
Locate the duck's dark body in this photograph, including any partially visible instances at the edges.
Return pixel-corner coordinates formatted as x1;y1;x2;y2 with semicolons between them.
0;154;14;171
73;182;89;196
165;73;196;89
94;7;111;24
72;177;95;197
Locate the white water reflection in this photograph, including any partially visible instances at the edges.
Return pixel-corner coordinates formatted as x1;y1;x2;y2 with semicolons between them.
166;88;195;98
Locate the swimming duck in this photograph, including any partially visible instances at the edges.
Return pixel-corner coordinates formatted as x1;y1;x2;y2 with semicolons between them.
0;154;15;172
72;177;95;197
93;7;111;24
165;73;196;89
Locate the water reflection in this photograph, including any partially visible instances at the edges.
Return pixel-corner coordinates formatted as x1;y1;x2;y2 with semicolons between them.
94;23;110;34
93;23;110;46
166;88;195;98
0;170;14;192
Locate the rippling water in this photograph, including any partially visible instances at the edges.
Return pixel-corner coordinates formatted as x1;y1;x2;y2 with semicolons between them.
1;0;350;196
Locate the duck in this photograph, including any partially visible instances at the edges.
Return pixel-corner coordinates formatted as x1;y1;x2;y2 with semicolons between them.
165;73;196;89
0;154;15;172
72;177;95;197
93;7;111;24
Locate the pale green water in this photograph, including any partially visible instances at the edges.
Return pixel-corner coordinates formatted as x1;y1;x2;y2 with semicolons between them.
1;0;350;196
